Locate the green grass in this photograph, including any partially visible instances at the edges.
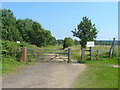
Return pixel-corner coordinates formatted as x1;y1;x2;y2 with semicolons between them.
2;56;22;75
71;49;81;62
40;45;62;49
71;57;118;88
69;45;119;88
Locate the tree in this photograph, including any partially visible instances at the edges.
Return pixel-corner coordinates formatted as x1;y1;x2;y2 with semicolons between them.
49;37;57;46
57;39;63;46
63;37;74;49
1;9;57;47
2;9;23;41
74;39;79;46
71;16;98;48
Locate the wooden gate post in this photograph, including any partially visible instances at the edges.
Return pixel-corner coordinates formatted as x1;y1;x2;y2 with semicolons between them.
68;48;71;63
20;47;26;62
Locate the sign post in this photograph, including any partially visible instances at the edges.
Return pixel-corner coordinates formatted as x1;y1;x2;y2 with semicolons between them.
87;41;94;61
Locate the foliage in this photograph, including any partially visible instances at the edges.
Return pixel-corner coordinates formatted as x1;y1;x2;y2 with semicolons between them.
57;39;64;46
1;9;57;47
63;37;74;49
1;40;42;75
71;16;98;48
74;39;79;45
1;9;57;75
2;9;23;41
2;40;18;57
1;40;39;60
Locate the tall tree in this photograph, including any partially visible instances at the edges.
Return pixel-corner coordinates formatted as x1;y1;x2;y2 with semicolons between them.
71;16;98;48
2;9;57;47
2;9;22;41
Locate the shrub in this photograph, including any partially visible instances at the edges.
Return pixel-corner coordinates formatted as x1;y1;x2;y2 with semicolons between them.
63;37;74;49
2;40;18;56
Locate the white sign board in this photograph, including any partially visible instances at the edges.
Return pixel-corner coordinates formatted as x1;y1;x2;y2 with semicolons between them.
16;41;20;43
87;41;94;47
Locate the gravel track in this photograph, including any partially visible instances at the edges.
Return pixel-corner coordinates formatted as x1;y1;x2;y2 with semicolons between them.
2;62;86;88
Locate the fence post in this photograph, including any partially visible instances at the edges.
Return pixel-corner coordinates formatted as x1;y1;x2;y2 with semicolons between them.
109;38;116;57
68;48;71;63
20;47;26;62
81;48;85;61
112;38;116;57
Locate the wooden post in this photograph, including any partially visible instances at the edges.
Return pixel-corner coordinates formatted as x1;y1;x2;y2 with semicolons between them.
112;38;116;57
81;48;85;61
68;48;71;63
109;38;116;57
90;47;92;60
20;47;26;62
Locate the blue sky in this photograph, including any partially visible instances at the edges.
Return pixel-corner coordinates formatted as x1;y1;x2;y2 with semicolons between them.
2;2;118;40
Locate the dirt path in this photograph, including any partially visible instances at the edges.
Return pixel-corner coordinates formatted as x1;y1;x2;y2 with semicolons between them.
2;62;86;88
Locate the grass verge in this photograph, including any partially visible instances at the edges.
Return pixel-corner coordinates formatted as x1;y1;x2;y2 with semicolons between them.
72;58;118;88
2;56;33;76
2;56;21;75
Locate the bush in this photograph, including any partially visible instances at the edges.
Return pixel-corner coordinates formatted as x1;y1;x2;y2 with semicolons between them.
2;40;18;56
63;37;74;49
